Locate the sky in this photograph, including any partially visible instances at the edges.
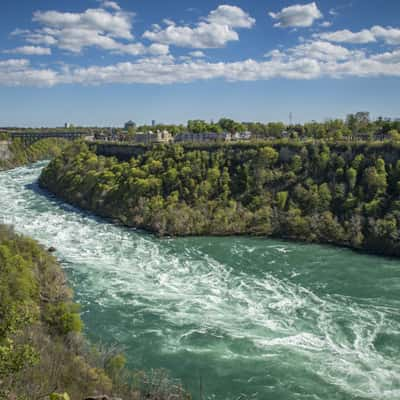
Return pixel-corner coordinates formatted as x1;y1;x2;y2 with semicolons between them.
0;0;399;127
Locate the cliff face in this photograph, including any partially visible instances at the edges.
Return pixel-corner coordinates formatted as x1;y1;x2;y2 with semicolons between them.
40;141;400;257
0;140;11;162
0;138;69;170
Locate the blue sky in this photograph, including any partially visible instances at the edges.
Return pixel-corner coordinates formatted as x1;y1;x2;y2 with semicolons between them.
0;0;399;127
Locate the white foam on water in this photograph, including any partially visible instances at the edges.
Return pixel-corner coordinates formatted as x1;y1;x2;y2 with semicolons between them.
0;162;400;400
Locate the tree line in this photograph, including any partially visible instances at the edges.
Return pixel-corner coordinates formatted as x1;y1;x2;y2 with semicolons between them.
124;113;400;141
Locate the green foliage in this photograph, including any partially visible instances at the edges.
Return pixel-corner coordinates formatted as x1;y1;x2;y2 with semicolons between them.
0;225;190;400
276;191;288;210
44;302;83;335
0;137;69;170
50;393;70;400
40;141;400;256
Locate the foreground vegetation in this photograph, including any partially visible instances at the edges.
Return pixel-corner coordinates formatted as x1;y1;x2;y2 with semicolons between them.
40;141;400;257
0;225;190;400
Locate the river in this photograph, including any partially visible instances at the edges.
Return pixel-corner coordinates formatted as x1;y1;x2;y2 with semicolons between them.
1;162;400;400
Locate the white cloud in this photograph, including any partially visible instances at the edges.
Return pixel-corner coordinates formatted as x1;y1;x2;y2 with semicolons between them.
148;43;170;55
0;59;58;87
17;6;138;54
371;49;400;64
320;21;332;28
269;2;322;28
99;1;121;11
319;26;400;45
207;5;255;28
371;25;400;45
319;29;376;44
26;32;58;46
143;5;255;49
2;4;400;87
0;59;30;69
10;4;167;57
10;28;30;36
289;40;352;62
189;51;205;58
143;23;239;48
33;8;133;40
163;19;175;27
27;9;133;53
1;39;400;88
5;46;51;55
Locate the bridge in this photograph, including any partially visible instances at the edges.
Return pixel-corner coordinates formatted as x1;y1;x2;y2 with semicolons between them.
9;131;91;145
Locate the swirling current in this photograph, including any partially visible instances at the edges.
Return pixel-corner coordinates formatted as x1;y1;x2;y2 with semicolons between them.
1;162;399;400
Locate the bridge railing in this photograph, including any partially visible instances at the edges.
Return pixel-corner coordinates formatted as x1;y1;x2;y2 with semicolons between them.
9;132;90;144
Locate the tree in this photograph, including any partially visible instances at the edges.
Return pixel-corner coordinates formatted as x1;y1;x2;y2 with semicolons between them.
276;191;288;210
259;146;279;167
346;167;357;191
363;166;387;198
388;129;400;141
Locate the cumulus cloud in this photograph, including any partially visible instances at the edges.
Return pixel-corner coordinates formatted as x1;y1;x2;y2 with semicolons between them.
319;29;376;44
17;6;136;53
371;26;400;45
5;45;51;55
319;26;400;45
99;1;121;11
148;43;170;56
33;8;133;40
2;3;400;87
269;2;322;28
0;59;58;87
371;49;400;64
9;4;168;57
289;40;352;62
0;39;399;88
207;5;255;28
143;5;255;48
26;32;58;46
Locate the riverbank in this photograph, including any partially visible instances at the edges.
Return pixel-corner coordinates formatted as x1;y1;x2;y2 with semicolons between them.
2;161;400;400
0;224;190;400
0;161;190;400
40;141;400;257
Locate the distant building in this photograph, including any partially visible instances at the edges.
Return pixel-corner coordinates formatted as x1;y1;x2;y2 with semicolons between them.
124;120;136;130
231;131;252;141
353;132;372;141
64;123;70;128
280;130;290;138
94;132;108;141
152;120;156;127
373;132;391;141
135;130;173;144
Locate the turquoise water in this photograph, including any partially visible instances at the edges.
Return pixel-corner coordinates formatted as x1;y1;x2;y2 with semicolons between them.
1;162;400;400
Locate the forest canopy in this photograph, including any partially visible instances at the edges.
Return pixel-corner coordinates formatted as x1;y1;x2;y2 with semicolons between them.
39;141;400;257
